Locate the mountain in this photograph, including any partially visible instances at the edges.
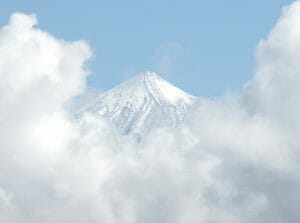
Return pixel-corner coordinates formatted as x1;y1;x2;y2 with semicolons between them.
77;71;197;140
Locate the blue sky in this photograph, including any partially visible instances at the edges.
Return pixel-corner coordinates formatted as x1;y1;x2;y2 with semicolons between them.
0;0;294;97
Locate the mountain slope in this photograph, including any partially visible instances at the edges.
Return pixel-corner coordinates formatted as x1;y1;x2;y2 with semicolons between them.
77;71;197;139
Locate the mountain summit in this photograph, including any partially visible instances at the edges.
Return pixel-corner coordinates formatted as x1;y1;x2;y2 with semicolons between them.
78;71;197;139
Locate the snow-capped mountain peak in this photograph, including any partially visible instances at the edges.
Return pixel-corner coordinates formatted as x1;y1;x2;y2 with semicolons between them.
78;71;197;139
138;71;194;105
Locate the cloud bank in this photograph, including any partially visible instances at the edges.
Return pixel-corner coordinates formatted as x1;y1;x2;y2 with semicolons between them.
1;1;300;222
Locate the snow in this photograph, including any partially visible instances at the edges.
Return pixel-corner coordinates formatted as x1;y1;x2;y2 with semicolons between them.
77;71;197;138
144;71;195;106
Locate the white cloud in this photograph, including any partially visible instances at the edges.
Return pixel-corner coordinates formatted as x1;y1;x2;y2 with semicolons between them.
243;1;300;127
155;43;186;76
1;1;300;221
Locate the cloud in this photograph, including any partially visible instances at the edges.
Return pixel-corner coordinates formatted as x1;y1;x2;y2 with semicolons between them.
155;43;186;76
1;1;300;222
243;1;300;129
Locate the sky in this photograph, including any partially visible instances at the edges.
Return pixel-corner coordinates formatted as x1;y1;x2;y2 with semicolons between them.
0;0;294;97
2;1;300;222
